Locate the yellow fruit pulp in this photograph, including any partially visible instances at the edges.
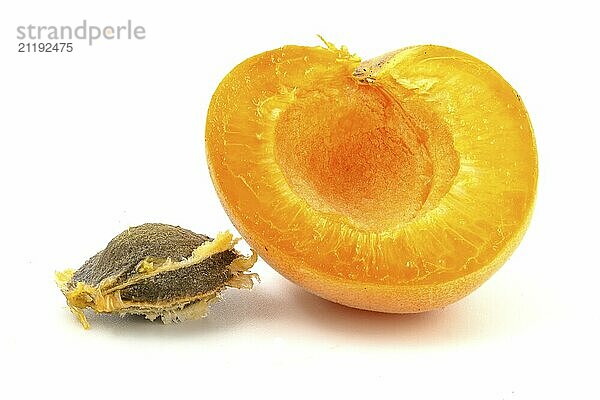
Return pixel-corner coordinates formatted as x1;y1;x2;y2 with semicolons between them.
206;41;537;312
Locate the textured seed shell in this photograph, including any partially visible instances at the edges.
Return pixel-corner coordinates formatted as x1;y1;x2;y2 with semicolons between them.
56;223;258;329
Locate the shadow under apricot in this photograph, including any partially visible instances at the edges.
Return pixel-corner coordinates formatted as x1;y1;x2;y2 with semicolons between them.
287;281;538;346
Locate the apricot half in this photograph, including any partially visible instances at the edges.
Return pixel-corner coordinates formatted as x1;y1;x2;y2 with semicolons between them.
205;40;537;313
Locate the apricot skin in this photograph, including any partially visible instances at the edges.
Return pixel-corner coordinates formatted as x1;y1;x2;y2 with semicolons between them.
206;42;537;313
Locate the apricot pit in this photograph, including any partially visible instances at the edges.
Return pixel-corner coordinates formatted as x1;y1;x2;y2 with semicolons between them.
206;40;537;313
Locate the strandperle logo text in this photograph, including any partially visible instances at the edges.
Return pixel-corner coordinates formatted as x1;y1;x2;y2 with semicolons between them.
16;20;146;46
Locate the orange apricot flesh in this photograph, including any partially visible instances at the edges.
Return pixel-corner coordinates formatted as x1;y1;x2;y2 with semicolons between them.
205;41;537;313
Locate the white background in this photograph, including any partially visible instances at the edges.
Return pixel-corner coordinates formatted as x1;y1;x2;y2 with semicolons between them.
1;1;598;398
